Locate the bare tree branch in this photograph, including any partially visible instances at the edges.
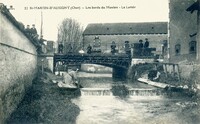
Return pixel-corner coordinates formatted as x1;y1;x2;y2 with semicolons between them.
57;18;83;53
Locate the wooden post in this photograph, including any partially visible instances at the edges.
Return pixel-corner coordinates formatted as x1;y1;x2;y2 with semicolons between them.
197;0;200;61
164;64;168;78
177;64;181;81
53;56;56;74
155;63;157;70
41;59;44;74
172;64;175;77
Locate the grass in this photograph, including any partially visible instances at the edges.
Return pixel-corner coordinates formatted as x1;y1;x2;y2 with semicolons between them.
7;71;80;124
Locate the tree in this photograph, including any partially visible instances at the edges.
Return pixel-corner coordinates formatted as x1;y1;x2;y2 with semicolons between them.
57;18;83;53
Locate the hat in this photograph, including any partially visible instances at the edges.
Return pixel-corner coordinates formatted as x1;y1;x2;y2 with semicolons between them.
94;36;99;39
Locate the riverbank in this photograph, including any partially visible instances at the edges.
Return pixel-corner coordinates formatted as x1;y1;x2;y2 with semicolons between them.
7;72;80;124
6;69;200;124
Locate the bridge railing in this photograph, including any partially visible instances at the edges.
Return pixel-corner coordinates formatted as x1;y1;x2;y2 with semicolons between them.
53;53;132;72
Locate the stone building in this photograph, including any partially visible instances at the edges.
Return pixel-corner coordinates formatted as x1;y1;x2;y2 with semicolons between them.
168;0;198;63
83;22;168;55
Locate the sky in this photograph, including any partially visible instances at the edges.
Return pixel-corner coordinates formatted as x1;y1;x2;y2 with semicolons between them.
1;0;169;41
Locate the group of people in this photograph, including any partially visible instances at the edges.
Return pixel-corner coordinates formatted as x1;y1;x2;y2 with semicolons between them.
86;37;101;54
24;24;46;53
138;38;150;56
138;38;150;49
25;24;38;39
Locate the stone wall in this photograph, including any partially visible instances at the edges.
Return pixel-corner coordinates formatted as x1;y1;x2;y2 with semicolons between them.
0;12;37;123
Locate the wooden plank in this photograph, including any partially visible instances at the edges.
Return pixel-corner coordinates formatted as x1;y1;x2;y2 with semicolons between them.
164;64;168;78
138;78;171;89
177;64;181;81
173;64;175;77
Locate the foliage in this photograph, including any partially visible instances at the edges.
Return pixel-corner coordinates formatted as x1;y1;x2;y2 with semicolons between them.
57;18;83;53
129;63;155;80
7;72;80;124
111;85;129;97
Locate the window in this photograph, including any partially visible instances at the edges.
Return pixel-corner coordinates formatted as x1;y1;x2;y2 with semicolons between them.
189;41;196;53
175;44;181;55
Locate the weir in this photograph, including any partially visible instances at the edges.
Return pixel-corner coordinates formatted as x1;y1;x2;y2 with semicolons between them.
80;88;164;96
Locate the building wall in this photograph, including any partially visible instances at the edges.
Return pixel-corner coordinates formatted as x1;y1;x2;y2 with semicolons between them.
38;56;54;72
0;13;37;123
46;41;55;53
169;0;197;63
83;34;167;54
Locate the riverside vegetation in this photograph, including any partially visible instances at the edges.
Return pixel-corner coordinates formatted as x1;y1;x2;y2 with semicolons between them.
7;71;80;124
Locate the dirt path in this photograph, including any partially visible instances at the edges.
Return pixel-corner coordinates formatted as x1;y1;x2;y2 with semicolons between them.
7;72;80;124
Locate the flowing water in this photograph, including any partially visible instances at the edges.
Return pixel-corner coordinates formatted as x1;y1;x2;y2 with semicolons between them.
72;74;200;124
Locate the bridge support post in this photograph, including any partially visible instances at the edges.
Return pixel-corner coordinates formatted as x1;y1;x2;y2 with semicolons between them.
112;67;128;79
53;56;56;74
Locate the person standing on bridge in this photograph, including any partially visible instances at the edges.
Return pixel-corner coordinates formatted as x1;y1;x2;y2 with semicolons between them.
144;38;149;48
124;41;131;56
87;44;92;54
58;42;64;54
138;40;144;56
111;41;116;55
144;38;150;56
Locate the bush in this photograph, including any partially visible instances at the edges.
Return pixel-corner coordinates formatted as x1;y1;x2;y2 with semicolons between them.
129;63;154;80
111;85;129;97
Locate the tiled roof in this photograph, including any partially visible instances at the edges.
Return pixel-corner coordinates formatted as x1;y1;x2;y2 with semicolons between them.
0;3;40;48
83;22;168;35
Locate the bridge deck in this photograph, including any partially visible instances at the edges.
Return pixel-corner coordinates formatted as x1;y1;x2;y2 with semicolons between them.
53;53;132;71
54;53;131;62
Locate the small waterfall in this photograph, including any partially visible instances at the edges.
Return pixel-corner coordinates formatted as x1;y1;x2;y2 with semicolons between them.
129;89;163;96
81;88;112;96
80;88;163;96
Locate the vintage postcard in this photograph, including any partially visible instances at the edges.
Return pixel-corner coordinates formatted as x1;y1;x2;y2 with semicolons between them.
1;0;200;124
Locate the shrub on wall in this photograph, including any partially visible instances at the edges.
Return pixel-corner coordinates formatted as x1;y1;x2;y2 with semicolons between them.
129;63;155;80
189;68;200;91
